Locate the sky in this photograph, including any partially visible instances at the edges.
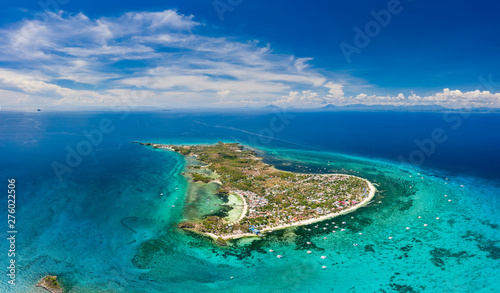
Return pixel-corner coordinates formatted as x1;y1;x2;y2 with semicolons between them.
0;0;499;109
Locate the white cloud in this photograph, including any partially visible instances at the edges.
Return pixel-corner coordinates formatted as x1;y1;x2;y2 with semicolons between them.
0;10;336;107
0;9;498;109
273;88;500;108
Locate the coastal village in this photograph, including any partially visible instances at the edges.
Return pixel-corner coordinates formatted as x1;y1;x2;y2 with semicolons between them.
136;142;373;241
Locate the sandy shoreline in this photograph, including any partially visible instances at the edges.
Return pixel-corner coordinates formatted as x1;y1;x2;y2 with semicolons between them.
156;144;377;242
211;176;376;240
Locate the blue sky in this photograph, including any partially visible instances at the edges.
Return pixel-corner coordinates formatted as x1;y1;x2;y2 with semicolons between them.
0;0;499;109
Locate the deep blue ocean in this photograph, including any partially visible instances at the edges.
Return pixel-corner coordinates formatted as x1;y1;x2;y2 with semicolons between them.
0;110;499;293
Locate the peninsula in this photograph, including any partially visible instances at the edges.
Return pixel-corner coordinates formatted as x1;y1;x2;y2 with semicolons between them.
136;142;376;241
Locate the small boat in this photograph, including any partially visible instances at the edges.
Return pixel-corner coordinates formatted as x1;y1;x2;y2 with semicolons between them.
332;231;336;233
448;199;452;202
342;222;346;224
406;227;410;230
171;205;175;208
359;233;363;235
269;249;274;253
353;243;358;246
307;251;312;254
334;226;338;228
321;256;326;259
230;276;234;279
322;266;327;269
277;255;283;258
160;193;163;196
423;224;428;227
341;229;345;231
388;237;393;239
323;237;327;240
418;216;422;219
436;217;440;220
323;228;327;230
444;195;448;197
306;242;311;245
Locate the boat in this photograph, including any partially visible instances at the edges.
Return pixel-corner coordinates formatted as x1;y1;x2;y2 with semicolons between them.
277;255;283;258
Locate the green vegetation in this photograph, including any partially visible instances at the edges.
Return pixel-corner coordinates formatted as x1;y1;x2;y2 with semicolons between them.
190;173;212;183
216;237;227;246
172;146;191;156
136;141;372;239
36;275;62;292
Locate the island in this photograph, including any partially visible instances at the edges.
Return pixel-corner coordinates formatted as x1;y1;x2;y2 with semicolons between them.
135;142;376;242
36;275;63;293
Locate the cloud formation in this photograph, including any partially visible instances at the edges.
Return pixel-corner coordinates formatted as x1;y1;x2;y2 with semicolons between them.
0;10;331;108
0;9;498;109
274;88;500;108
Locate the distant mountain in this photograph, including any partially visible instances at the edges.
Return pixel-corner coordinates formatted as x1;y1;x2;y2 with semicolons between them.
320;104;450;112
318;104;500;112
262;105;282;109
321;104;386;111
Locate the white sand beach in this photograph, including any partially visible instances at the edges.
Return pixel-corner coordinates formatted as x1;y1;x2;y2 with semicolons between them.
214;176;376;240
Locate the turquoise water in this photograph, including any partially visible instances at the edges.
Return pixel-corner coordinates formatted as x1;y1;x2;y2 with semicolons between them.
0;112;498;292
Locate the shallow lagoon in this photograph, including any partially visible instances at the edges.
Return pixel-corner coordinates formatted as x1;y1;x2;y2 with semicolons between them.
0;111;498;292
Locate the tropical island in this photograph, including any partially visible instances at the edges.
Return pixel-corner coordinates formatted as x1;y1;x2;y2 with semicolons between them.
36;275;63;293
135;142;376;242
